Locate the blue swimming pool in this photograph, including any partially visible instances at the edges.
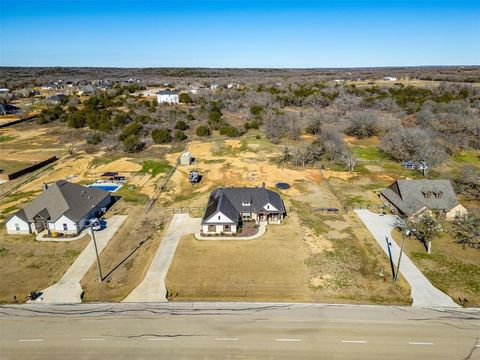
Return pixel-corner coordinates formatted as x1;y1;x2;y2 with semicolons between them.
89;184;122;192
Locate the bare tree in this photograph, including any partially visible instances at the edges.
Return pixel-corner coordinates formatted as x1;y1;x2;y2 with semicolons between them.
341;149;357;171
65;144;76;156
408;212;442;254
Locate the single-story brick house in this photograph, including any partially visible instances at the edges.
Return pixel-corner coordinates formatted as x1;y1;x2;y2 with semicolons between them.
380;179;467;220
201;184;286;235
5;180;111;235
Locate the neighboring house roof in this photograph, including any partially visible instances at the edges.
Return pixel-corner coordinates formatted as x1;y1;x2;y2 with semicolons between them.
202;186;286;225
380;180;460;216
6;180;110;224
0;103;21;115
101;172;118;177
45;94;68;104
157;90;179;95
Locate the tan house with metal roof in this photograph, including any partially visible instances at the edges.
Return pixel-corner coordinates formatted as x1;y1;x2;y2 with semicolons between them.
380;179;467;220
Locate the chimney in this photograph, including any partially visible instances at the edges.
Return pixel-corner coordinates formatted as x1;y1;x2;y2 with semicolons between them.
262;182;265;189
42;183;48;191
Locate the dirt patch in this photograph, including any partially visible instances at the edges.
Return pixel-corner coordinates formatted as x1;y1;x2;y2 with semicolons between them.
93;158;142;173
304;227;333;254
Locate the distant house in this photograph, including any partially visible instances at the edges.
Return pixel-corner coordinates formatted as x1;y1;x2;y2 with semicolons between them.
0;88;10;94
402;160;428;171
0;103;21;115
157;90;179;104
201;184;286;235
384;76;397;81
80;84;95;95
5;180;111;235
210;84;219;90
45;94;68;105
380;180;467;220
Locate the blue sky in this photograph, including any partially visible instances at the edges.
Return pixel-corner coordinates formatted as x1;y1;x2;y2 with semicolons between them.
1;0;479;67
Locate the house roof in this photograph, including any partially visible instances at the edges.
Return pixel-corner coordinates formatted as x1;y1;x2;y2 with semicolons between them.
101;172;118;177
201;186;286;225
380;179;459;216
7;180;110;224
0;103;21;114
157;90;179;95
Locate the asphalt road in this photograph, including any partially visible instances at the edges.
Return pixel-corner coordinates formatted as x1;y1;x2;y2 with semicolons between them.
1;302;479;359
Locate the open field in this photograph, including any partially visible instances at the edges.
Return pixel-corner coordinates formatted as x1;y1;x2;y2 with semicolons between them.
391;229;480;307
0;228;90;303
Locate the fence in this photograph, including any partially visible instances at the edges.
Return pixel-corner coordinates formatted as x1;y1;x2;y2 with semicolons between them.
0;115;37;129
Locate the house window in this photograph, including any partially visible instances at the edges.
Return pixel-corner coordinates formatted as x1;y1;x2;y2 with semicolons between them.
455;210;461;217
223;225;231;232
242;202;251;206
15;223;20;231
63;223;68;231
267;205;270;209
218;215;221;220
208;224;216;232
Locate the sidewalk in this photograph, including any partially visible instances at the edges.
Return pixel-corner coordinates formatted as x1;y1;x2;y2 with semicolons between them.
194;223;266;240
355;209;459;308
35;215;127;304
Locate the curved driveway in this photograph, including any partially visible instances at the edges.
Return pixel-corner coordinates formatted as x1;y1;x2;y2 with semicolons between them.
355;210;459;308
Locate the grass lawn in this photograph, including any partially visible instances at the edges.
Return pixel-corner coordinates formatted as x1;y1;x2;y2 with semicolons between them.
0;230;90;303
116;184;149;204
391;229;480;307
0;135;16;143
452;151;480;168
138;159;173;177
166;209;411;305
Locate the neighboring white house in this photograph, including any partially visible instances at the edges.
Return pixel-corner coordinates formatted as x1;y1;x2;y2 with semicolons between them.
0;88;10;94
201;184;286;235
5;180;111;235
384;76;397;81
157;90;179;104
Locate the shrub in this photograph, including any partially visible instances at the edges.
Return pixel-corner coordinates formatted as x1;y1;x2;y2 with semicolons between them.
123;135;145;153
245;119;260;130
174;120;188;130
151;128;172;144
219;124;240;137
179;93;193;103
119;122;144;141
196;125;211;137
174;130;187;141
86;131;102;145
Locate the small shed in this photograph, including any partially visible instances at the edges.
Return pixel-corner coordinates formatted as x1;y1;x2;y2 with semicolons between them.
180;151;192;165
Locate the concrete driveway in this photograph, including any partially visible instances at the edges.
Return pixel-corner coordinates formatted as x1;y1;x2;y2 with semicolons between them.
123;214;201;302
36;215;127;304
355;210;459;308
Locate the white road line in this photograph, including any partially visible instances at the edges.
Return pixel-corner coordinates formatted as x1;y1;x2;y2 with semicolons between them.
148;338;173;341
215;338;239;341
81;338;106;341
276;338;301;342
408;342;434;346
18;339;44;342
342;340;367;344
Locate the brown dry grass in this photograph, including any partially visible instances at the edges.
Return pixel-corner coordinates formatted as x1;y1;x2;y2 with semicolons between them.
0;229;90;303
79;204;169;302
391;229;480;307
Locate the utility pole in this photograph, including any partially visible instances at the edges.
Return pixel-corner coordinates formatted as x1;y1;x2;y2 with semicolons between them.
90;225;103;282
394;228;411;284
385;236;395;281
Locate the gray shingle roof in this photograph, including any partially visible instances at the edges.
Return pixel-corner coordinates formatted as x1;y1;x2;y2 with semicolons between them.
381;179;459;216
202;186;286;225
157;90;179;95
11;180;110;224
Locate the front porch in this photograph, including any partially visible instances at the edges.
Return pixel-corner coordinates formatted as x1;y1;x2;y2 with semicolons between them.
195;222;266;241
